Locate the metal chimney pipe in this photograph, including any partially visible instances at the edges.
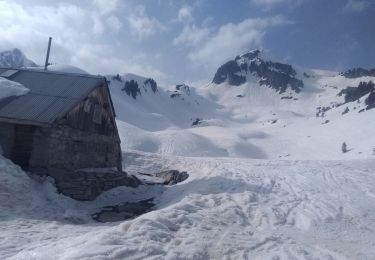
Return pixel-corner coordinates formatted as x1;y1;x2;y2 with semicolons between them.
44;37;52;70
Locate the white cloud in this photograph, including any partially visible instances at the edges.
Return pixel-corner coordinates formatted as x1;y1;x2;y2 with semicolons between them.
344;0;368;12
128;5;165;39
186;16;289;68
92;15;105;34
177;5;193;23
93;0;119;15
70;44;166;80
106;15;122;32
173;24;211;46
251;0;304;8
0;1;164;81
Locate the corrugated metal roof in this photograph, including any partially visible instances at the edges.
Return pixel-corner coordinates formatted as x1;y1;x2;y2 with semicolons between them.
0;68;105;125
0;69;19;77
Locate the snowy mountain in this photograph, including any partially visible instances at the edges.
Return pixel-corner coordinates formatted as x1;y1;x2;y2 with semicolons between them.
341;67;375;78
47;64;89;74
2;49;375;259
0;48;89;74
105;50;375;160
212;50;304;93
110;73;158;99
0;48;37;68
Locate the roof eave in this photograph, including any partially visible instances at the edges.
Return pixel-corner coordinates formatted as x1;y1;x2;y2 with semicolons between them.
0;117;51;127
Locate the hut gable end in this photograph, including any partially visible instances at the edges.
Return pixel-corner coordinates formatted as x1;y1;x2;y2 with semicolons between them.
61;86;117;137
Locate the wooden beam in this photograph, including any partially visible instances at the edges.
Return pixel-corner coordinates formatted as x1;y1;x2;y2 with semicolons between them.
0;117;51;127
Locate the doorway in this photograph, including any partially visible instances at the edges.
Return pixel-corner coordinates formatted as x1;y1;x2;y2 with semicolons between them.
10;125;35;170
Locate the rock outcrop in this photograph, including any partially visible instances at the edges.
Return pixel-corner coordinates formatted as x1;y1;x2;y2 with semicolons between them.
212;50;304;93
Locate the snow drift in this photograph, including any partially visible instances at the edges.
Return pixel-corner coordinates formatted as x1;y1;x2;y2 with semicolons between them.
2;152;375;259
0;77;29;100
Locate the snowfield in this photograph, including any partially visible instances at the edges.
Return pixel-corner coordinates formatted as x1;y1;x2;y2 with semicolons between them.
1;60;375;259
1;152;375;259
110;70;375;160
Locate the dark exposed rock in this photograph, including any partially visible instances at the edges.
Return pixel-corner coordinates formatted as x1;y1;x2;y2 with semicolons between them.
365;92;375;110
316;106;331;117
281;96;293;100
342;107;349;115
170;93;181;98
235;50;260;61
93;198;155;222
192;118;202;126
212;50;303;93
338;81;374;103
91;170;188;222
170;84;191;98
50;168;141;201
144;78;158;93
112;74;122;82
236;94;244;98
338;81;375;110
303;72;311;78
176;84;191;95
212;60;246;86
155;170;189;185
341;68;375;78
122;80;141;99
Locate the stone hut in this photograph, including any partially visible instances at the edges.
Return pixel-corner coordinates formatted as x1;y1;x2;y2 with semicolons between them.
0;68;135;200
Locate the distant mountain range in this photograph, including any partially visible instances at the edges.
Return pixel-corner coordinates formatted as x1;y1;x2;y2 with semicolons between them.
0;48;37;68
1;47;375;159
210;49;375;111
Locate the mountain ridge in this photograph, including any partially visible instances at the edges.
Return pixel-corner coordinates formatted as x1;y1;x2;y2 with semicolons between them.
212;50;304;93
0;48;37;68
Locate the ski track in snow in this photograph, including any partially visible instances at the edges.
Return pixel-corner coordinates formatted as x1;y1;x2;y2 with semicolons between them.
1;152;375;260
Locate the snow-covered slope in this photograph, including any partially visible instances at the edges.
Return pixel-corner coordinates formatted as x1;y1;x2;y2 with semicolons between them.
1;49;375;259
2;152;375;259
108;73;216;131
47;64;89;74
108;53;375;160
0;48;37;68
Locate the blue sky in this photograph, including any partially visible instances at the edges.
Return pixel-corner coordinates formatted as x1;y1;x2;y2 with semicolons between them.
0;0;374;85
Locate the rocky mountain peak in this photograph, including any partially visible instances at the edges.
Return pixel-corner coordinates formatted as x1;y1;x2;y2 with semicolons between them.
0;48;37;68
235;49;261;62
340;68;375;78
212;49;304;94
110;73;159;99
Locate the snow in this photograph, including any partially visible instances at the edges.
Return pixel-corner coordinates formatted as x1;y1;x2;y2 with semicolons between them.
0;77;29;100
110;70;375;160
47;64;89;74
27;65;89;74
1;152;375;259
1;65;375;259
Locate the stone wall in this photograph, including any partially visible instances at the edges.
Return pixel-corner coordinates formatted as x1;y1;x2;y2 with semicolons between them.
1;120;126;201
49;168;140;200
29;123;122;175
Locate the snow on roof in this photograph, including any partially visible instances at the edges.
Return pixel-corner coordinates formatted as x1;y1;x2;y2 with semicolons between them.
0;76;29;100
0;68;106;125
